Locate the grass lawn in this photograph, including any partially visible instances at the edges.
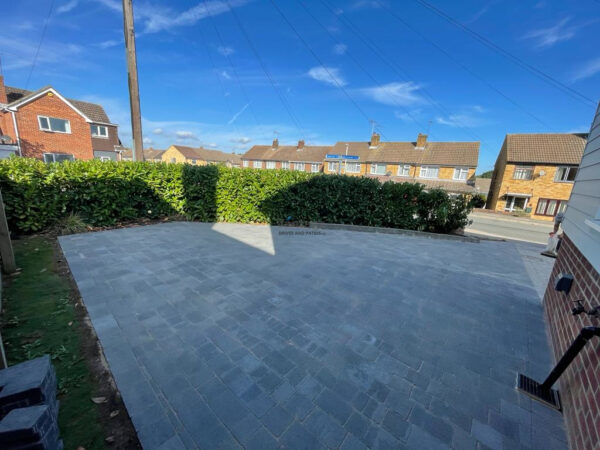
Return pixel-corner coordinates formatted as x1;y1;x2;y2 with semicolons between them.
1;236;106;449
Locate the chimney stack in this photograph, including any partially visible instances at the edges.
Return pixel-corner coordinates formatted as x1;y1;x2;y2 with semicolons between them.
297;139;305;150
0;76;7;105
416;133;427;149
369;132;380;148
272;138;279;149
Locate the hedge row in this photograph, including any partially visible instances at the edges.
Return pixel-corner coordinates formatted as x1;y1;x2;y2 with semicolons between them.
0;158;472;234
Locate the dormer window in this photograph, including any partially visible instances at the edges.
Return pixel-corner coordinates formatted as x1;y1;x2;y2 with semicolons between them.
91;124;108;138
38;116;70;133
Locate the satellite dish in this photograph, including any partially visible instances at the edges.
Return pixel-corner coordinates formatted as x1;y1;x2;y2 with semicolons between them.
539;170;546;176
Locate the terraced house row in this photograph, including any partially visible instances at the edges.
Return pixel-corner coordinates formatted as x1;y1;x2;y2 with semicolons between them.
242;133;481;195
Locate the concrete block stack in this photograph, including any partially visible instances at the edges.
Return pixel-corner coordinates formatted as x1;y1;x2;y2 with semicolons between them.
0;355;62;449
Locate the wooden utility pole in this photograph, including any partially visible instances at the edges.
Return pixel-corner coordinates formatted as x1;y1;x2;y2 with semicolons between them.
122;0;144;161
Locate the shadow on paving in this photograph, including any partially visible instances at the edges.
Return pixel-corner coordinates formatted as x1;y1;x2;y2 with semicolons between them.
58;218;566;450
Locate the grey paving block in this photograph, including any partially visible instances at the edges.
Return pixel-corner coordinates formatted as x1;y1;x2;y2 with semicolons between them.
406;425;448;450
382;410;410;441
471;419;503;450
280;422;322;450
261;405;293;437
304;408;347;449
283;392;314;420
315;389;353;425
245;427;279;450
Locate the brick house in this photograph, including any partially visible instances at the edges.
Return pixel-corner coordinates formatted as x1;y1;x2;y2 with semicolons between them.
242;139;331;173
324;133;479;195
0;76;121;161
486;133;587;220
120;148;165;162
162;145;242;167
542;104;600;450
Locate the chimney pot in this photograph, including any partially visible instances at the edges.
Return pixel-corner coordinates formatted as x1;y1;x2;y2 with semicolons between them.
416;133;427;149
370;132;380;148
272;138;279;149
297;139;305;150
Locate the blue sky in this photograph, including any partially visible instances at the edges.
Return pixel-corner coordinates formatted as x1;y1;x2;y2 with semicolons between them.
1;0;599;171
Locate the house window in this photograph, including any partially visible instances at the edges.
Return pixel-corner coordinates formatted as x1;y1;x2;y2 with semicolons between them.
99;156;111;162
243;160;249;167
345;162;361;173
266;161;276;169
536;198;567;217
328;162;339;172
170;157;176;163
397;164;411;177
281;161;290;170
43;153;74;163
419;166;439;178
311;163;319;173
453;167;469;181
513;166;533;180
91;124;108;138
294;162;305;171
504;196;529;212
38;116;71;133
254;160;263;169
554;166;578;182
370;163;386;175
191;159;197;164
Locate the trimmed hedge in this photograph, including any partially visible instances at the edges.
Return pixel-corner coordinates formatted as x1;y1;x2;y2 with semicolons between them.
0;158;472;234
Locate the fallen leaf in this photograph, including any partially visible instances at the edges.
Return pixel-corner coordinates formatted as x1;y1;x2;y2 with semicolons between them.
68;322;73;326
91;397;107;404
109;410;119;418
105;436;115;444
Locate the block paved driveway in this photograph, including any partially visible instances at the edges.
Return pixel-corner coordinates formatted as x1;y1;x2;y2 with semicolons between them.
59;222;567;450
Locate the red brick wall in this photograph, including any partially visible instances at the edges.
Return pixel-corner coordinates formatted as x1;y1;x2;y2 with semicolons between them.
543;233;600;450
14;92;94;160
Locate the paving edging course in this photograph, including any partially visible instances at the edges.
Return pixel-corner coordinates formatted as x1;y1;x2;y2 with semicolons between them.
309;222;480;243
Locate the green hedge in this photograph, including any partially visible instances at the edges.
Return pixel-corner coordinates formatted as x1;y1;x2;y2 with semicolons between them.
0;158;472;234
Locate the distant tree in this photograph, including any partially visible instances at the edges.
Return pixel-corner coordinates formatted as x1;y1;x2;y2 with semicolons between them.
478;170;493;178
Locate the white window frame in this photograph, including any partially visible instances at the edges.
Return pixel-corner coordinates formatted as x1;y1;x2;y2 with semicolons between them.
397;164;411;177
243;160;249;167
294;162;305;171
43;152;75;163
419;166;439;179
554;166;578;183
328;162;339;172
370;163;386;175
38;115;71;134
345;162;361;173
91;124;108;138
281;161;290;170
191;159;197;165
254;160;263;169
311;163;319;173
266;161;276;169
99;156;111;162
513;166;533;180
453;167;469;181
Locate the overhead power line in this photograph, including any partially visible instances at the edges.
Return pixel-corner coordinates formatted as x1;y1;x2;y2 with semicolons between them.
411;0;596;107
298;0;429;139
368;0;551;129
26;0;56;89
224;0;305;137
269;0;390;140
201;0;261;130
318;0;489;143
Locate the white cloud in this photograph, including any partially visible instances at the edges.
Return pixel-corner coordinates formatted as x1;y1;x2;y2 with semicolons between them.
522;17;578;49
231;136;251;144
152;128;164;135
333;43;347;55
57;0;78;14
175;130;199;140
307;66;347;87
97;39;121;49
143;137;153;145
218;45;234;56
221;70;232;80
435;106;488;128
360;82;422;106
95;0;121;12
0;35;83;71
228;103;251;125
571;57;600;82
394;109;423;122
